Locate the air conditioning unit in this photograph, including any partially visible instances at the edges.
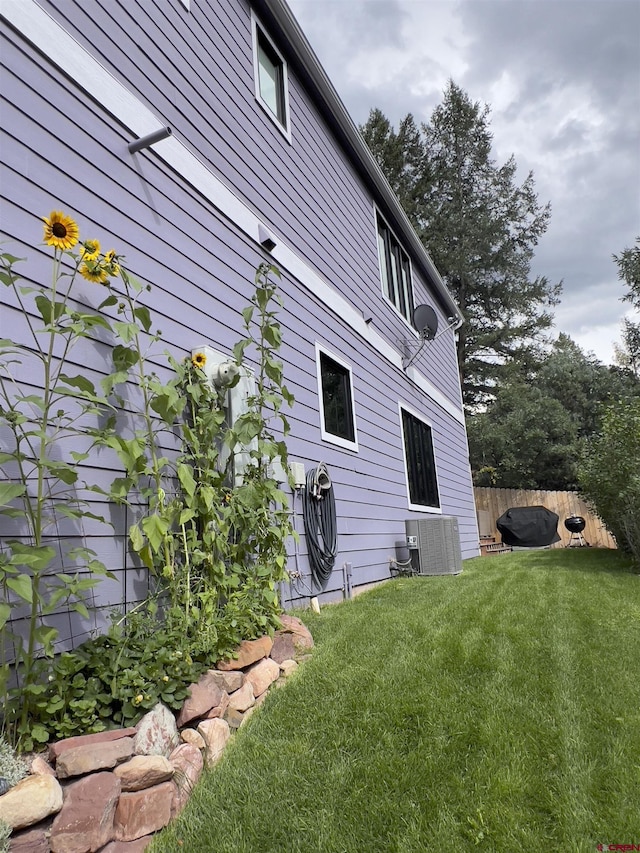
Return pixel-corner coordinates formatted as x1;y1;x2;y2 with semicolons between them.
405;516;462;576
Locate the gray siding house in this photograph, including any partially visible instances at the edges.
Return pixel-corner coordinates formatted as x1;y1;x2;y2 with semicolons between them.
1;0;478;646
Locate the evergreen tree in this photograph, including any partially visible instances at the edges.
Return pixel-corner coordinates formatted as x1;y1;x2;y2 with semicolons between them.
360;109;428;226
613;237;640;377
361;82;561;407
614;237;640;304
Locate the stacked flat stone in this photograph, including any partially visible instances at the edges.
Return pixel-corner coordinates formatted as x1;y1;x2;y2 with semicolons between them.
0;617;313;852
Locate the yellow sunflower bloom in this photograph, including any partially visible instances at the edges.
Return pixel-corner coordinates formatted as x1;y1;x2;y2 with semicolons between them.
79;260;109;285
80;239;101;261
42;211;79;251
104;249;121;277
192;352;207;369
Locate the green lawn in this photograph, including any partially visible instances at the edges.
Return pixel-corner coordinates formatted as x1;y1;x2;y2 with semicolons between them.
150;550;640;852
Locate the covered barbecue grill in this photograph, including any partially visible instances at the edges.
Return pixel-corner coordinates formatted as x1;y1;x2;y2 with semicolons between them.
497;505;560;548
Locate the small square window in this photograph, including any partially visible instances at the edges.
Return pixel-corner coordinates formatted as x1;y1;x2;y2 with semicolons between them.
376;212;414;322
400;406;440;510
316;345;358;451
252;14;291;140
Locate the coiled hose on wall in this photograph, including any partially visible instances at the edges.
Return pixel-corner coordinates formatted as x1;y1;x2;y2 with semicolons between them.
302;463;337;590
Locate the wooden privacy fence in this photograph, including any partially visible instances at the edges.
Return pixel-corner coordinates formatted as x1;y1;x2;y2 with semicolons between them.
474;488;617;550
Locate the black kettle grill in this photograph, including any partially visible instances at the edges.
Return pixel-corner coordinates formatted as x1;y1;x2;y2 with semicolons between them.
564;516;589;547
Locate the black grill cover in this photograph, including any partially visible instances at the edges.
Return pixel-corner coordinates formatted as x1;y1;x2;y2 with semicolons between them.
496;506;560;547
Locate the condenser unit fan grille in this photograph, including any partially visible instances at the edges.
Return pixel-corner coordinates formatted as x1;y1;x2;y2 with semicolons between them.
405;516;462;575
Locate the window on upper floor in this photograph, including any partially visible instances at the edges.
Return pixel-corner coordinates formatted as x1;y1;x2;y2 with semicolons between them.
376;212;414;322
316;345;358;451
400;405;440;511
252;14;291;141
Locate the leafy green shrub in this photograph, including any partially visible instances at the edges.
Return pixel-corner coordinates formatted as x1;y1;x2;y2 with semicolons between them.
22;610;208;746
578;399;640;565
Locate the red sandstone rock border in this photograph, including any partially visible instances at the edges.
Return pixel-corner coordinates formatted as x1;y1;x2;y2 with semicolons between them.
1;618;313;852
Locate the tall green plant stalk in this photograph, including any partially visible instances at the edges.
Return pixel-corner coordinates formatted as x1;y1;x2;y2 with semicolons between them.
223;263;296;635
99;269;184;587
103;261;296;657
0;214;118;748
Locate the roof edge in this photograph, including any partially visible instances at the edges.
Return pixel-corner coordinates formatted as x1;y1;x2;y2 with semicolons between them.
257;0;464;325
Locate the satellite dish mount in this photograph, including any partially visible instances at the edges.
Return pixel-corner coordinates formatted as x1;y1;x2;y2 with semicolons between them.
399;304;439;369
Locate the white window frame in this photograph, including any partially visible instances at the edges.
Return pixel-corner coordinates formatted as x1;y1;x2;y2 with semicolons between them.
315;343;358;452
399;402;442;513
251;12;292;144
375;209;415;327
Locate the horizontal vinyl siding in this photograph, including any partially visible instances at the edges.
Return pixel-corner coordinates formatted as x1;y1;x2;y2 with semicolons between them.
17;0;462;408
1;2;477;644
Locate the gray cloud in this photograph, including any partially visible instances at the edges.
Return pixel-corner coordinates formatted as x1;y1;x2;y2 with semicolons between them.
288;0;640;363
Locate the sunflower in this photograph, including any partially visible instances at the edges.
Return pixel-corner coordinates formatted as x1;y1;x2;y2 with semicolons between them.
42;211;79;251
80;239;101;261
79;260;109;285
103;249;120;277
191;352;207;369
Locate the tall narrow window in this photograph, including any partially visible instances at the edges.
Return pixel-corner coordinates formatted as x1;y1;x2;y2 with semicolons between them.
252;14;290;140
376;213;414;321
316;345;358;451
400;406;440;510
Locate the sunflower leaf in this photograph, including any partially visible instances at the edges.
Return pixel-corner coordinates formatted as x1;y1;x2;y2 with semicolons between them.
141;514;170;553
59;374;97;396
178;463;196;498
133;306;152;333
98;294;119;310
0;482;26;506
113;321;139;344
129;524;145;553
9;542;56;573
233;339;250;363
72;601;90;620
0;508;25;518
1;253;25;265
7;575;33;604
34;624;58;655
76;314;111;331
35;295;66;325
112;345;139;371
138;543;155;571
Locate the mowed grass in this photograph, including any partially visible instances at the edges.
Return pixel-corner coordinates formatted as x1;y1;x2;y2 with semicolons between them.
150;550;640;852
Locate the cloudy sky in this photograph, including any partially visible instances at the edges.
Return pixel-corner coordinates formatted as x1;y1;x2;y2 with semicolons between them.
287;0;640;365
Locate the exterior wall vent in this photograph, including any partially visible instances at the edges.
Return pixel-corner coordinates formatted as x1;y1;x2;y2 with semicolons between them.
405;516;462;576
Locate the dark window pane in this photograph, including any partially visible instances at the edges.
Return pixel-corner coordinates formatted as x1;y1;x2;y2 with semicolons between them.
377;216;412;320
402;409;440;507
257;31;285;125
377;226;391;301
320;353;355;442
400;256;413;319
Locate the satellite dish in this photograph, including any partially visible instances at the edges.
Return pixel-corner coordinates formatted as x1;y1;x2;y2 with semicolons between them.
412;304;438;340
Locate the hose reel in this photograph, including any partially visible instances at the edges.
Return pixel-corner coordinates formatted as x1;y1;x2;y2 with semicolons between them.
302;463;337;590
